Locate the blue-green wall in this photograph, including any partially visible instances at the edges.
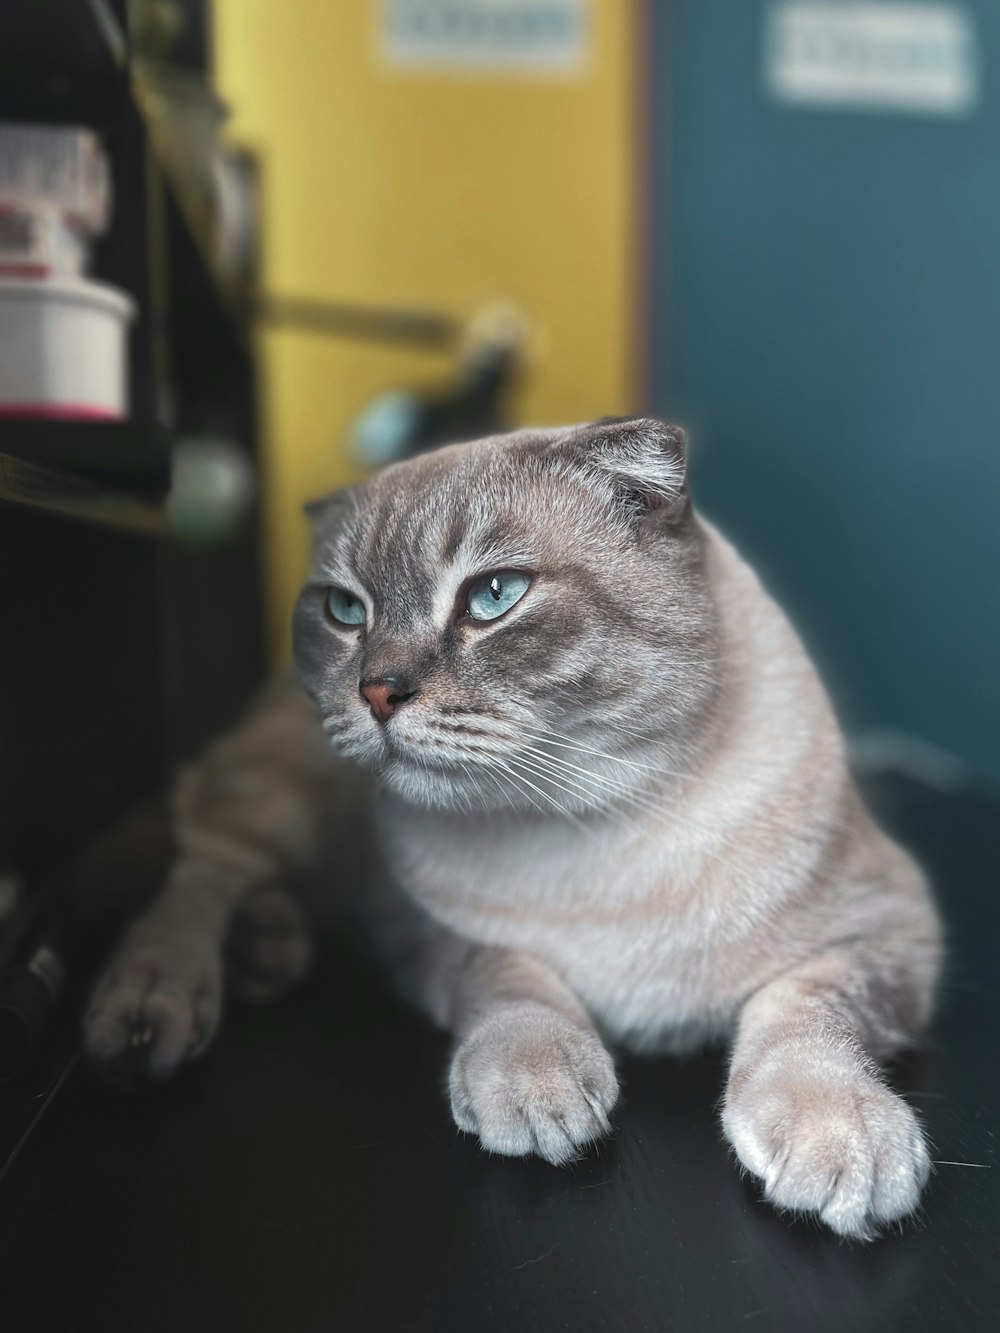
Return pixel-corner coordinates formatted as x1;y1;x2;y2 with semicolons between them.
650;0;1000;786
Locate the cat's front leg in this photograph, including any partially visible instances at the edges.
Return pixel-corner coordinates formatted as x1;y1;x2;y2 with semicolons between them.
722;940;938;1239
85;870;311;1079
424;939;618;1164
84;859;235;1078
85;675;330;1079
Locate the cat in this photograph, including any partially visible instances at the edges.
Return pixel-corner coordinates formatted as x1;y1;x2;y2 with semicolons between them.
85;417;941;1240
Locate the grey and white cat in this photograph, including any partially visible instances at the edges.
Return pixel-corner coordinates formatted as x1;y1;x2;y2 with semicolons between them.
85;418;941;1240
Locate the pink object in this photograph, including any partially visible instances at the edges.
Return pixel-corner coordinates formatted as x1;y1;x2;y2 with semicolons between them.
0;402;122;420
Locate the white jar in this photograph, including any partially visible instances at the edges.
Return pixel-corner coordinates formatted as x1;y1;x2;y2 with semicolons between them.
0;276;135;420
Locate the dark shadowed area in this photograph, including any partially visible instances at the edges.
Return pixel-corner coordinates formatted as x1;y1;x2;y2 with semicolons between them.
1;777;997;1333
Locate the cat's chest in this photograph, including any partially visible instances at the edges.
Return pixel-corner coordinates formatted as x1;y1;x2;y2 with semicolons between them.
373;794;806;1047
376;799;721;945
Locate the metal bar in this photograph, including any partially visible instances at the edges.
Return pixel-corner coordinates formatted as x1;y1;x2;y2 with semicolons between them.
258;294;461;348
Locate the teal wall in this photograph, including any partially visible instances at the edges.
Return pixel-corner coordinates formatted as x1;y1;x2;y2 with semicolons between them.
650;0;1000;786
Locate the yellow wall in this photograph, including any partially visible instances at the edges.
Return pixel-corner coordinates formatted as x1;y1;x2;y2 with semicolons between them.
213;0;641;656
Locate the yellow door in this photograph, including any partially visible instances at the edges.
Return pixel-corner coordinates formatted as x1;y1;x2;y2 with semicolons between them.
214;0;642;655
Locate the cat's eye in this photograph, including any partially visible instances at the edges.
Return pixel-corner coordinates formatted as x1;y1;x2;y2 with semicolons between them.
326;587;366;626
465;570;532;622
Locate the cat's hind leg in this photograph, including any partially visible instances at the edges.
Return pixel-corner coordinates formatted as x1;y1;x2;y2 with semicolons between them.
226;881;313;1002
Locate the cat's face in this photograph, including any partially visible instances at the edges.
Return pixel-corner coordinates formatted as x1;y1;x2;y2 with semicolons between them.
293;418;720;811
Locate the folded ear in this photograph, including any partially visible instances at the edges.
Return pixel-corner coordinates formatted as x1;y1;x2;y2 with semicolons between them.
303;487;352;538
562;416;688;522
303;496;328;523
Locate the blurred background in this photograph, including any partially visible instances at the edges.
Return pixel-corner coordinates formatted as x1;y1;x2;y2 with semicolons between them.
0;0;998;1069
2;9;999;1323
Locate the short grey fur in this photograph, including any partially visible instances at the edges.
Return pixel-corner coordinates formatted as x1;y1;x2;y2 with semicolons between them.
85;419;941;1240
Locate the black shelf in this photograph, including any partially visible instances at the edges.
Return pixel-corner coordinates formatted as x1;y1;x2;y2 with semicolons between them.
0;2;265;1044
1;6;251;397
0;447;167;537
0;420;171;494
1;0;126;75
0;1;128;123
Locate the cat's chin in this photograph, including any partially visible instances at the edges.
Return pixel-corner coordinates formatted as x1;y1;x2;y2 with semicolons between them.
374;753;618;818
376;756;495;811
322;728;469;808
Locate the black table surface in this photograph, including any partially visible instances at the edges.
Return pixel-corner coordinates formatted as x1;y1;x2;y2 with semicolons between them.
1;779;997;1332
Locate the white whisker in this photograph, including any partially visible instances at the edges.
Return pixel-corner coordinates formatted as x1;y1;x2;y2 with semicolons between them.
499;758;592;832
511;745;760;871
512;724;847;847
517;746;661;820
502;755;640;837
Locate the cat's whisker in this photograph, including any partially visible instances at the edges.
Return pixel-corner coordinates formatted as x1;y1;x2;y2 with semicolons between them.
525;762;675;832
519;725;715;783
529;749;823;852
476;759;522;819
517;745;660;814
515;725;850;846
509;753;611;812
498;757;597;833
418;716;751;838
503;754;631;832
482;764;519;815
494;759;564;822
524;714;772;792
515;747;741;870
518;745;689;830
458;760;497;815
515;731;739;820
514;736;785;857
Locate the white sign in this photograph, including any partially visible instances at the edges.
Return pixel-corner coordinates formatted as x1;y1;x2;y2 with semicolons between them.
381;0;590;72
765;2;979;116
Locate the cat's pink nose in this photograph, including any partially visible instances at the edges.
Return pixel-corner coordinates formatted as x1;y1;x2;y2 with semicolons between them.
360;677;417;724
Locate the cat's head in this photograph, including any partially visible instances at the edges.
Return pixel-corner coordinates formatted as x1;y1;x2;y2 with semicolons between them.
293;418;720;811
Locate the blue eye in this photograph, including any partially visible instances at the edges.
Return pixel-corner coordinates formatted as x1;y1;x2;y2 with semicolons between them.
466;570;532;622
327;587;366;626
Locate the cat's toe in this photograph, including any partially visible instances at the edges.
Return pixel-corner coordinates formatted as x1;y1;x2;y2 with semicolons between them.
448;1001;618;1166
723;1060;930;1240
84;939;223;1082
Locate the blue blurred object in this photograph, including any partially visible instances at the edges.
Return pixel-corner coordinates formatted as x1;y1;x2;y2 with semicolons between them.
351;391;423;469
651;0;1000;788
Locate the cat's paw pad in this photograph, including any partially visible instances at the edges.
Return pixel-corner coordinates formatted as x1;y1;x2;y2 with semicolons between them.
723;1055;931;1240
225;883;312;1002
84;932;223;1083
448;1002;618;1166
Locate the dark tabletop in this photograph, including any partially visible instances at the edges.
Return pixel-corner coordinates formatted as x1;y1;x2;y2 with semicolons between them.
0;778;997;1332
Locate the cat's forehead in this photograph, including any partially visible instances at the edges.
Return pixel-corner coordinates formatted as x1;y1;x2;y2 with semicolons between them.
314;434;573;580
307;439;577;633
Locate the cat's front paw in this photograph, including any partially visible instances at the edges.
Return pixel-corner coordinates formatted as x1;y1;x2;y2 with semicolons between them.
448;1002;618;1165
84;927;223;1082
722;1050;931;1240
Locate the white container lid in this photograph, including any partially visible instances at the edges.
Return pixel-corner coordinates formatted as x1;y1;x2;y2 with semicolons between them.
0;275;135;320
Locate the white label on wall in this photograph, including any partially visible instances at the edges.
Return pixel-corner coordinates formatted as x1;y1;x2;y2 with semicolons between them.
381;0;590;72
766;2;979;115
